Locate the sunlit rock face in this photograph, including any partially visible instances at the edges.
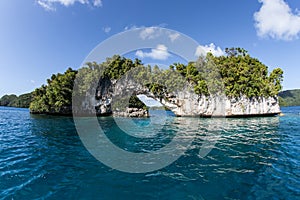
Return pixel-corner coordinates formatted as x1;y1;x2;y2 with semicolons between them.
224;96;280;117
92;76;280;117
160;94;280;117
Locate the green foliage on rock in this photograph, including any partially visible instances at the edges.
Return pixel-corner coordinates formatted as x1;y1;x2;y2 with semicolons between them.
129;95;147;110
171;48;283;98
30;68;77;114
103;55;142;79
213;49;283;97
75;55;143;96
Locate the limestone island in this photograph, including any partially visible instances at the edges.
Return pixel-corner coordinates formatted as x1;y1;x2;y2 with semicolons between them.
30;48;283;117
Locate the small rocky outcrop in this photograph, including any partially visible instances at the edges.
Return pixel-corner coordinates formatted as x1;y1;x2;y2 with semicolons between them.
114;108;149;118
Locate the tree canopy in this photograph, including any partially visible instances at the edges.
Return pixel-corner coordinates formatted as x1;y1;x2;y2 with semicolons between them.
30;68;77;114
165;48;283;98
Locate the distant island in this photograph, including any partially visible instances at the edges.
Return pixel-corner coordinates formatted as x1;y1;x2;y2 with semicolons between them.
1;48;288;117
279;89;300;107
0;93;32;108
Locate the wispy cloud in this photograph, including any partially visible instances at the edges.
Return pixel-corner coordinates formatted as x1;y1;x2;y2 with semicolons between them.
139;27;163;40
195;43;224;57
254;0;300;40
137;26;182;43
124;24;167;31
37;0;56;11
168;32;180;42
124;25;138;31
135;44;171;60
103;26;111;34
36;0;102;11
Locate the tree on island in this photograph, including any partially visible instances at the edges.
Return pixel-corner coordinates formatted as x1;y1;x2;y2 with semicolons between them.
29;48;284;115
30;68;77;114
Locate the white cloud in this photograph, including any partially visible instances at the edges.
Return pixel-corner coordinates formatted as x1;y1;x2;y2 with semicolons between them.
168;32;180;42
135;44;171;60
195;43;224;57
139;27;162;40
37;0;102;11
93;0;102;7
37;0;56;11
124;25;139;31
254;0;300;40
103;26;111;33
139;26;182;43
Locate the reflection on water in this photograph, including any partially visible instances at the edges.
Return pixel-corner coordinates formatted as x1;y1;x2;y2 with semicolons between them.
0;107;299;199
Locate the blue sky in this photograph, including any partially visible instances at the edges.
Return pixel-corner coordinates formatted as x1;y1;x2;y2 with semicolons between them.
0;0;300;97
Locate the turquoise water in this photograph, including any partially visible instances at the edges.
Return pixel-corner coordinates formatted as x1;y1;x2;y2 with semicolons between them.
0;106;299;199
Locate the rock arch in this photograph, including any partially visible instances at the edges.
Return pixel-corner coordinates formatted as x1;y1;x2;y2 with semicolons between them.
91;75;281;117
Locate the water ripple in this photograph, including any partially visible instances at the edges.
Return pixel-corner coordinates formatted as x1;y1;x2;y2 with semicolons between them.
0;107;299;199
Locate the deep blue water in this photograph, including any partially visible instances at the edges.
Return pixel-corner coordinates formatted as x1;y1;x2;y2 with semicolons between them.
0;106;299;199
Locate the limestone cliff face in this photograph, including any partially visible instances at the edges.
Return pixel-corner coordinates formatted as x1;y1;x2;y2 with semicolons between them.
93;77;151;117
79;77;280;117
159;92;280;117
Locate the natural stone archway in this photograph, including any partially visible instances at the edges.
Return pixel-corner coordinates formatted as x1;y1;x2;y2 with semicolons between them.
93;75;281;117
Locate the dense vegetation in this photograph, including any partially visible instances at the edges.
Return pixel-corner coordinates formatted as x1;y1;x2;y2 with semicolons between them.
0;93;32;108
29;58;147;114
171;48;283;97
129;95;147;109
279;89;300;106
29;48;284;114
30;68;77;114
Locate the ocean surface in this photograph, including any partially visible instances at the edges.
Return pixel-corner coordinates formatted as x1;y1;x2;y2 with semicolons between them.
0;106;299;199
